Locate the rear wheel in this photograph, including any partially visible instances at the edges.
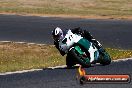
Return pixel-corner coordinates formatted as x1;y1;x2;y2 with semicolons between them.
99;51;111;65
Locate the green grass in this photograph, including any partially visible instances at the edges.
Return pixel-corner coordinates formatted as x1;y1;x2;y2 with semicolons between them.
0;42;132;73
106;48;132;60
0;0;132;18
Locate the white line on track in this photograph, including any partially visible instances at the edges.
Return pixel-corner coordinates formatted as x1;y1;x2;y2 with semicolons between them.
112;58;132;62
0;41;47;46
0;69;43;76
48;65;67;69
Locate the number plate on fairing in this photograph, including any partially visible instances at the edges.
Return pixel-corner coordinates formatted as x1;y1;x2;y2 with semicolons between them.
59;30;83;53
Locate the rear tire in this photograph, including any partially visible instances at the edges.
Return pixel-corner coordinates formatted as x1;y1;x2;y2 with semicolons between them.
99;52;111;65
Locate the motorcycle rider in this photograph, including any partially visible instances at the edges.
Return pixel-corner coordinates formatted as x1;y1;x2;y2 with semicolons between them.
52;27;102;56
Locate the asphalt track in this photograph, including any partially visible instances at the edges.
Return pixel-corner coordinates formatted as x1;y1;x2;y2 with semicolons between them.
0;15;132;88
0;59;132;88
0;14;132;49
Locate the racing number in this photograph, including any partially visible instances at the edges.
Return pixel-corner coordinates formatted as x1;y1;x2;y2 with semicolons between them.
69;35;73;41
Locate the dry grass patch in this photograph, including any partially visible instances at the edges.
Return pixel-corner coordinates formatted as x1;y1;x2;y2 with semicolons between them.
0;0;132;19
0;42;65;73
0;42;132;73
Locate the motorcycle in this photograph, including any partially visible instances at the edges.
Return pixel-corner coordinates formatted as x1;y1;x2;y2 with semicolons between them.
59;29;111;67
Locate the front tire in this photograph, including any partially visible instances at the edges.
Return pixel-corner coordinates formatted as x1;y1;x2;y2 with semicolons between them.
69;48;91;67
66;54;76;68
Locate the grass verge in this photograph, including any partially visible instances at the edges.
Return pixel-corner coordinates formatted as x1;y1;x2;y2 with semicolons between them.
0;0;132;19
0;42;132;73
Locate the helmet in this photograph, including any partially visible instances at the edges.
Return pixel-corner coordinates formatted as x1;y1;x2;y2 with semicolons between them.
52;27;63;42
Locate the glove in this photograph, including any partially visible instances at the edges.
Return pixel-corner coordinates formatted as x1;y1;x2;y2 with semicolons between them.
91;39;102;49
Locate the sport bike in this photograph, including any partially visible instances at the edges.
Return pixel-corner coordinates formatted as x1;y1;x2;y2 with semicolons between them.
59;30;111;67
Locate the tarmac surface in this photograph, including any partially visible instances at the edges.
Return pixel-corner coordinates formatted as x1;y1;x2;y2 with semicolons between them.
0;14;132;88
0;59;132;88
0;14;132;49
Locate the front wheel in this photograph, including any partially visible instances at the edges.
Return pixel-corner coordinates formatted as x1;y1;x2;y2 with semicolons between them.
69;47;91;67
66;54;76;68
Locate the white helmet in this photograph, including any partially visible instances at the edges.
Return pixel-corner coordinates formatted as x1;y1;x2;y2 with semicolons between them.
52;27;63;42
